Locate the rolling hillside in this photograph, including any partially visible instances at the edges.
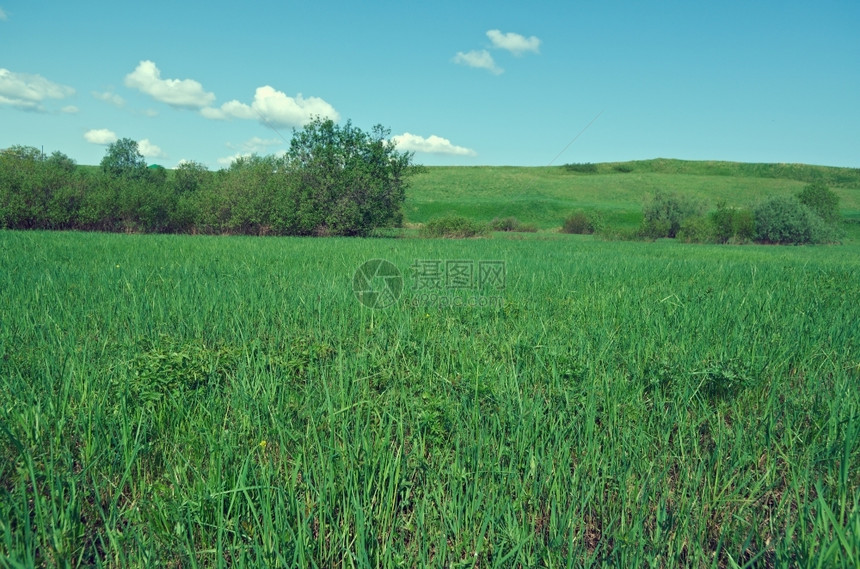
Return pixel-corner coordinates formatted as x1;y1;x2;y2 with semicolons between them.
404;159;860;232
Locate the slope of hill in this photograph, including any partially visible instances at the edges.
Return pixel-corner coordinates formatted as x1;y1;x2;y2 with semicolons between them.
404;159;860;231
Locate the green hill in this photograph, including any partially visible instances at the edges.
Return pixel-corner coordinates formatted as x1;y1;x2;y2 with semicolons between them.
404;159;860;232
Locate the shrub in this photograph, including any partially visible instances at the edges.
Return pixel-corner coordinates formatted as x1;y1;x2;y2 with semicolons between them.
676;215;715;243
489;216;538;232
731;208;756;243
421;215;489;238
640;190;706;238
563;162;598;174
562;210;603;234
710;201;755;244
797;182;840;225
754;196;837;244
0;146;83;230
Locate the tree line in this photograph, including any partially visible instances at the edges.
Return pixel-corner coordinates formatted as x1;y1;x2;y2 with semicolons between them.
0;119;423;236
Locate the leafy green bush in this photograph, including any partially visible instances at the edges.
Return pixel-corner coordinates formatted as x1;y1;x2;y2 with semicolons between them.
1;118;421;237
710;201;755;244
754;196;838;244
421;215;489;238
640;190;707;238
797;182;840;225
0;146;83;230
561;210;603;234
489;216;538;232
676;215;715;243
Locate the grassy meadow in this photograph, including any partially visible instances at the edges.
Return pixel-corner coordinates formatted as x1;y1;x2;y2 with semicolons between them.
405;159;860;234
1;160;860;567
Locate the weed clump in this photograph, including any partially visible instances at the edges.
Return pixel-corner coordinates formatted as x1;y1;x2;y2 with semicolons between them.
489;216;538;232
561;210;604;234
421;215;490;238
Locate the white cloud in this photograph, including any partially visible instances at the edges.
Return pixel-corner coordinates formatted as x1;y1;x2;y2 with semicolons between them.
84;128;118;145
124;60;215;109
252;86;339;127
138;139;166;159
486;29;541;55
202;85;339;128
92;90;125;107
61;105;79;114
391;133;477;156
201;99;255;120
0;68;75;111
0;8;8;21
452;50;503;75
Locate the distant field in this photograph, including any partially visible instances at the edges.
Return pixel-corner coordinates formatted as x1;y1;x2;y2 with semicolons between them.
405;159;860;233
1;230;858;566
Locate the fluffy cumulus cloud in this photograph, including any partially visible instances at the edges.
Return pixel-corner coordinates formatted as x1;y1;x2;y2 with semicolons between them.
201;99;255;120
61;105;79;114
138;139;166;159
0;68;75;111
452;50;503;75
486;29;541;55
124;60;215;109
84;128;118;145
391;133;477;156
202;86;339;128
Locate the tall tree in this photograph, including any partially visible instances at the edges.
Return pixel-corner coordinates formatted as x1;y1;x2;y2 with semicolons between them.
100;138;147;179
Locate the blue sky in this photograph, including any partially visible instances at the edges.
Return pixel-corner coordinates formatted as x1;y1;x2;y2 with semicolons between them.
1;0;858;169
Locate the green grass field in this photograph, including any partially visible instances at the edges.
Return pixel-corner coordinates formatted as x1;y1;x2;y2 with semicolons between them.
405;160;860;235
2;160;860;566
1;225;858;567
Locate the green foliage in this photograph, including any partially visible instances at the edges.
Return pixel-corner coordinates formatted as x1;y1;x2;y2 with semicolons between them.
676;214;715;243
199;154;291;235
0;145;84;229
173;160;211;194
797;182;840;224
488;216;538;232
145;164;168;186
287;118;421;236
1;119;420;236
421;214;490;238
710;201;756;244
124;337;242;405
100;138;148;179
640;190;707;238
563;162;598;173
561;209;604;234
754;195;838;244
